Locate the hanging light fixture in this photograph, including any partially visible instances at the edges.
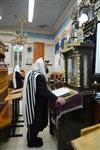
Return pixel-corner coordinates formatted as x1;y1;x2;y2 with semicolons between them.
12;35;27;45
11;17;27;45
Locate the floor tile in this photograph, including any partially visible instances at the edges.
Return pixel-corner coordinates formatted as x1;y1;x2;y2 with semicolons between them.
0;125;57;150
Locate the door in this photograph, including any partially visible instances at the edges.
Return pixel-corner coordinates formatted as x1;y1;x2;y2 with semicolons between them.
34;42;44;62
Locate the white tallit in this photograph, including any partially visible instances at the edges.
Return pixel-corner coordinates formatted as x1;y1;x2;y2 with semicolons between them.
22;58;46;126
13;65;21;89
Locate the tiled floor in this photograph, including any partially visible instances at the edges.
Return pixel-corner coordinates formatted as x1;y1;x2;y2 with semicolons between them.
0;124;57;150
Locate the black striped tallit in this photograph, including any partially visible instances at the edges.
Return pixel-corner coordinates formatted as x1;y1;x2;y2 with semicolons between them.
23;70;42;126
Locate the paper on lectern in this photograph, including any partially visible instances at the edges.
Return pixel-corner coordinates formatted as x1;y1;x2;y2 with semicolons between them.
52;87;70;97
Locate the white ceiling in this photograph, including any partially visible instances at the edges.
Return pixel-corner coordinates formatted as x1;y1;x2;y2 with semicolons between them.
0;0;75;35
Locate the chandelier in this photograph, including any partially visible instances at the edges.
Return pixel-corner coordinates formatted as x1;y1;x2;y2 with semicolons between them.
11;17;27;45
12;35;27;45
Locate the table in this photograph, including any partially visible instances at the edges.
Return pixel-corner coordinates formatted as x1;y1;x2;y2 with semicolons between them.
5;92;22;101
10;88;23;94
71;128;100;150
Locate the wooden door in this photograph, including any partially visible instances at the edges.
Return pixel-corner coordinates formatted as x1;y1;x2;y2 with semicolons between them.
34;42;44;62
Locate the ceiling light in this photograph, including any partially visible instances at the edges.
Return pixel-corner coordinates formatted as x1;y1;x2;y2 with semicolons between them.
0;16;2;20
11;17;27;45
28;0;35;22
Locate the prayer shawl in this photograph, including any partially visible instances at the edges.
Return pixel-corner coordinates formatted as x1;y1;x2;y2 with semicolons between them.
23;57;57;128
23;70;42;126
23;57;46;126
13;65;21;89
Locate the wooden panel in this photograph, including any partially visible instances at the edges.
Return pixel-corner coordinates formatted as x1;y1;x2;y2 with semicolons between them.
0;102;12;128
0;66;8;102
0;41;11;130
34;42;44;62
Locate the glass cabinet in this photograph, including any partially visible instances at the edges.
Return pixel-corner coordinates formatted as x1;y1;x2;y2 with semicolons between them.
67;53;81;87
62;43;95;92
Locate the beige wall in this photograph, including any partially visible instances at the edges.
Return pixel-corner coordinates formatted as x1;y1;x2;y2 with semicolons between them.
0;35;55;74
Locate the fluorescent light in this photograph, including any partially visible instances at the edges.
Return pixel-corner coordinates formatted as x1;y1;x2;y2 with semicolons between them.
0;16;2;20
28;0;35;22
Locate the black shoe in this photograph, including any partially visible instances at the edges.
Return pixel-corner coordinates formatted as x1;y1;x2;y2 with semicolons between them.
36;137;43;142
27;138;43;147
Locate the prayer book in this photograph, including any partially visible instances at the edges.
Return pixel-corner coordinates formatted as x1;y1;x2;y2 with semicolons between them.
52;87;70;97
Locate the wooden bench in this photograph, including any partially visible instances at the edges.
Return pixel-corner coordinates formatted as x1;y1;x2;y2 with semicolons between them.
4;88;23;137
71;124;100;150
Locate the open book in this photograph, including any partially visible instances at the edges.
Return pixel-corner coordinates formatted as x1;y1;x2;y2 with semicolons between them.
52;87;70;97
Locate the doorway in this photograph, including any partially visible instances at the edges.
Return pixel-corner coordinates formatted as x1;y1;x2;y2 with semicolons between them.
34;42;44;62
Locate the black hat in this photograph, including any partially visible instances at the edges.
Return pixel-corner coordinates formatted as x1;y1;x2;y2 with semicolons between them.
44;60;49;63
